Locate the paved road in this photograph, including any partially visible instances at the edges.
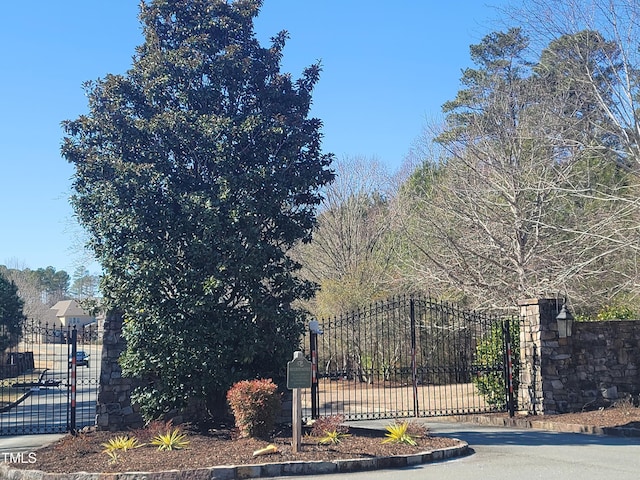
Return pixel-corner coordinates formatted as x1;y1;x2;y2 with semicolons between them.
0;344;101;434
274;420;640;480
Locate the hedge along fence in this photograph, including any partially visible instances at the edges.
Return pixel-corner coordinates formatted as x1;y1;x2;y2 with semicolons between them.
518;298;640;415
472;318;520;409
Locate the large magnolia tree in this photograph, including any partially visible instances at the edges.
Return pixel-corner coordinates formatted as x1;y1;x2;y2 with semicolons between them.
62;0;333;419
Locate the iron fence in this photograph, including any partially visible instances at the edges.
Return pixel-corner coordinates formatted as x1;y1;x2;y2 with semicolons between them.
0;319;102;435
304;295;516;420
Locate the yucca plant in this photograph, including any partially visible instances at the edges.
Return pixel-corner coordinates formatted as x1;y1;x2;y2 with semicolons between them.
101;435;142;453
151;428;190;451
382;421;417;446
318;430;351;445
104;450;120;464
101;435;143;462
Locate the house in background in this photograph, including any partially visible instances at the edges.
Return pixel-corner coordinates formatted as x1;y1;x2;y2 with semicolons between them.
37;299;102;344
50;300;96;328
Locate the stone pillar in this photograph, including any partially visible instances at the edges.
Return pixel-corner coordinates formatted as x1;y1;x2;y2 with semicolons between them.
96;311;144;431
518;298;566;415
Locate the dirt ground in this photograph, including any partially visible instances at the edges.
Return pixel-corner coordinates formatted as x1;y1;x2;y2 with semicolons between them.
303;381;491;418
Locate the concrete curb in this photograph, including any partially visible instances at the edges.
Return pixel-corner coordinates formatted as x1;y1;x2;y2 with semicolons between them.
0;441;469;479
436;414;640;437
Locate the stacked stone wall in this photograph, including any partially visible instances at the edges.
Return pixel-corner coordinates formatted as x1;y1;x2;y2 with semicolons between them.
565;321;640;409
96;312;144;431
519;298;640;415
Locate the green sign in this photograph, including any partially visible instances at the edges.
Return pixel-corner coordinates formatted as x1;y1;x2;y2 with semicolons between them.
287;356;312;389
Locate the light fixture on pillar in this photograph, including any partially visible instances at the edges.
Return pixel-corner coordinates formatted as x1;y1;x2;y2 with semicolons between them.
556;302;574;338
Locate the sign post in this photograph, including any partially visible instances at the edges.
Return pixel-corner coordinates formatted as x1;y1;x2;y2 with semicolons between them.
287;351;311;453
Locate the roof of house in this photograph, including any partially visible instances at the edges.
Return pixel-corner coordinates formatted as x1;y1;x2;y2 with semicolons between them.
50;300;92;318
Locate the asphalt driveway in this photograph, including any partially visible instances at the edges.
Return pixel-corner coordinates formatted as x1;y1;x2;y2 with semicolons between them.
274;420;640;480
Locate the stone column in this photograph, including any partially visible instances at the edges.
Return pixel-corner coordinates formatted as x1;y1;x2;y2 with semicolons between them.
96;311;144;431
518;298;565;415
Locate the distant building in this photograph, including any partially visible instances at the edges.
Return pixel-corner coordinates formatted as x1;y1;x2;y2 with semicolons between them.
50;300;96;328
33;299;102;344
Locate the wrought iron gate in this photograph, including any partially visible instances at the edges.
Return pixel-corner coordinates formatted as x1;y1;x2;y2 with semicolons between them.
0;319;101;435
305;295;516;420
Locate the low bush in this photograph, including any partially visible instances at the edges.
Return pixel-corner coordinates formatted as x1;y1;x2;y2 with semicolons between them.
596;304;636;321
227;378;281;438
310;414;349;437
310;414;351;445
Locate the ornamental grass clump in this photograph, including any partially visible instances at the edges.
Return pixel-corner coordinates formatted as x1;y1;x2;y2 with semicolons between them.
101;435;143;463
382;421;418;446
151;428;190;451
101;435;143;453
227;378;281;438
318;430;351;445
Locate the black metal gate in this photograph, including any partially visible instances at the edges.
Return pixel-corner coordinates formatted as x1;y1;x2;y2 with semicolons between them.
305;295;516;420
0;319;101;435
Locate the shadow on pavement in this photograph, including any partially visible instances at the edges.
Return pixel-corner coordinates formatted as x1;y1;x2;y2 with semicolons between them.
439;427;640;447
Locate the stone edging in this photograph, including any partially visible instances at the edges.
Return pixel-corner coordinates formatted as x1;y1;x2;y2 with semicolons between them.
438;414;640;437
0;442;469;480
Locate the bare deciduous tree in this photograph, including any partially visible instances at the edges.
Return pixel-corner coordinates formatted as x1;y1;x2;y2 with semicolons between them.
294;156;400;316
397;27;635;311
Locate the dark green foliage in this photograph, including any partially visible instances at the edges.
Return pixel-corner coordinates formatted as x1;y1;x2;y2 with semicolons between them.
32;267;70;303
472;319;520;408
0;273;26;352
61;0;333;420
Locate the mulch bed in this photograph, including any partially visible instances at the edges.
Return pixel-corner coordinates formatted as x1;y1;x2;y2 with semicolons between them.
13;424;460;474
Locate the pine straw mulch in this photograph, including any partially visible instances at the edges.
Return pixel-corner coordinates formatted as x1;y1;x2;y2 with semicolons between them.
12;422;460;474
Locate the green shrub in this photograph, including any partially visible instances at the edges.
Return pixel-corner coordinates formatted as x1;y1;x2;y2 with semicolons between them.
576;303;637;322
472;319;520;408
596;304;636;321
227;379;281;438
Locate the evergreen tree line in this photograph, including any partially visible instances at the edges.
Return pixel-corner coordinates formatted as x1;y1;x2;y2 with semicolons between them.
0;265;100;321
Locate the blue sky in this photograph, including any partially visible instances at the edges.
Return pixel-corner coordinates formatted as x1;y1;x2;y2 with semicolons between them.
0;1;509;277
